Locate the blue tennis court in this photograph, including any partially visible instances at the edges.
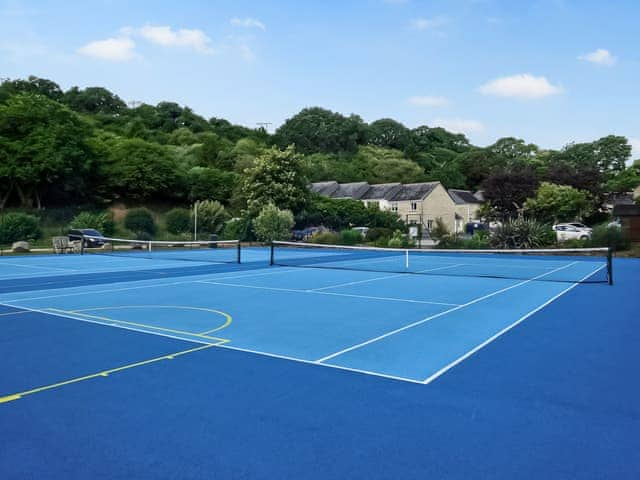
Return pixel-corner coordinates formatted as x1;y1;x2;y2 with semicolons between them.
1;244;638;479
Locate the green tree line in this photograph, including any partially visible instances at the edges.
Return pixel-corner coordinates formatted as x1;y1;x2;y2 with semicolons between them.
1;75;639;230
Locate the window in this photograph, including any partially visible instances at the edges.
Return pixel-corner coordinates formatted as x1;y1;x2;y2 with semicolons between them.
391;203;398;212
410;202;417;211
427;219;434;230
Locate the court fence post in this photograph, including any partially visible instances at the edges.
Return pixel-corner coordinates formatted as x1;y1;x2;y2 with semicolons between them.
607;247;613;286
80;236;85;255
237;242;242;264
270;242;275;266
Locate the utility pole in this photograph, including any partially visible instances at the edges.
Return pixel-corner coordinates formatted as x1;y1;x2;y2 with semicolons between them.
256;122;272;132
128;100;142;109
193;201;198;241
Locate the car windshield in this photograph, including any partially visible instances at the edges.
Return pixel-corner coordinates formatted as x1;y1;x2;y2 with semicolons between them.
83;229;102;237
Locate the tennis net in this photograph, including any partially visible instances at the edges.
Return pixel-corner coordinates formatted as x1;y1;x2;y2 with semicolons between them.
81;236;241;264
270;241;613;284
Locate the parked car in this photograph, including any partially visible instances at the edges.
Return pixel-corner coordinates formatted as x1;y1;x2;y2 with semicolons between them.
352;226;369;237
68;228;105;247
552;223;592;242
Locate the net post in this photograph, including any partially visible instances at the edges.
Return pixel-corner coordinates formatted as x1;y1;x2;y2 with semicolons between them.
237;242;241;264
405;249;409;269
270;242;275;266
607;247;613;285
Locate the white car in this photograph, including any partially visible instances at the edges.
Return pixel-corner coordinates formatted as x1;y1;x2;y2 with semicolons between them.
552;223;592;242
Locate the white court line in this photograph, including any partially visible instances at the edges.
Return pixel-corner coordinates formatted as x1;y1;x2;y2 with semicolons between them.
0;301;212;346
421;264;607;385
197;280;461;307
316;261;579;363
1;300;423;385
309;263;466;292
216;344;425;385
0;267;299;304
0;309;30;317
0;261;78;272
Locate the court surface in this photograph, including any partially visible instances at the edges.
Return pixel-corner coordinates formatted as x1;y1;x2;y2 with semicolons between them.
1;246;638;479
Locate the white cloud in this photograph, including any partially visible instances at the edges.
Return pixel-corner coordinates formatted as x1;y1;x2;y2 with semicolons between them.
77;37;136;61
408;96;449;107
410;17;446;30
478;73;562;99
139;25;214;54
578;48;616;66
230;18;266;30
432;118;485;135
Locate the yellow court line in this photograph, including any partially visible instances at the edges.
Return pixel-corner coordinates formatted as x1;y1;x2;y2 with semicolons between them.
0;343;220;404
68;305;233;336
46;308;229;343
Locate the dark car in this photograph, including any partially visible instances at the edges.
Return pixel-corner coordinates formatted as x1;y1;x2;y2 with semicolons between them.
68;228;105;248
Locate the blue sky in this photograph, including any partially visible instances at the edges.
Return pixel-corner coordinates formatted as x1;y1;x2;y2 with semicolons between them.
1;0;638;158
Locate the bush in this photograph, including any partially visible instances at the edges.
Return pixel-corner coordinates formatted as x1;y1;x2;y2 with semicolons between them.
437;231;491;249
365;227;392;242
589;223;630;251
165;208;192;235
340;229;362;245
0;212;42;244
195;200;227;235
430;218;450;241
220;217;255;241
69;211;115;236
491;218;554;249
310;231;340;244
124;208;156;238
387;230;414;248
253;204;295;242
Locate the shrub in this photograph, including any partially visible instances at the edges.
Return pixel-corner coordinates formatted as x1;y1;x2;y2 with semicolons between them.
310;231;340;244
430;218;450;241
588;223;630;251
165;208;192;235
387;229;414;248
340;229;362;245
124;208;156;238
437;231;491;250
365;227;392;242
0;213;42;244
253;204;295;242
220;217;254;241
491;218;554;249
69;211;115;236
194;200;227;235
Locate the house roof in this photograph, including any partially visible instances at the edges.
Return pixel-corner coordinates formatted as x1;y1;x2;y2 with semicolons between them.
360;183;402;201
331;182;371;199
309;181;340;197
448;189;484;205
613;204;640;216
389;182;440;201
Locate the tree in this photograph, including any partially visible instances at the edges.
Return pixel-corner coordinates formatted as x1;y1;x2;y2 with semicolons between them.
0;93;94;208
0;76;63;102
487;137;538;165
604;167;640;194
482;166;539;219
195;200;227;234
275;107;367;154
367;119;411;151
524;182;593;224
62;86;127;115
252;203;294;242
197;132;234;169
101;138;181;200
187;167;236;203
410;126;470;154
243;146;309;215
